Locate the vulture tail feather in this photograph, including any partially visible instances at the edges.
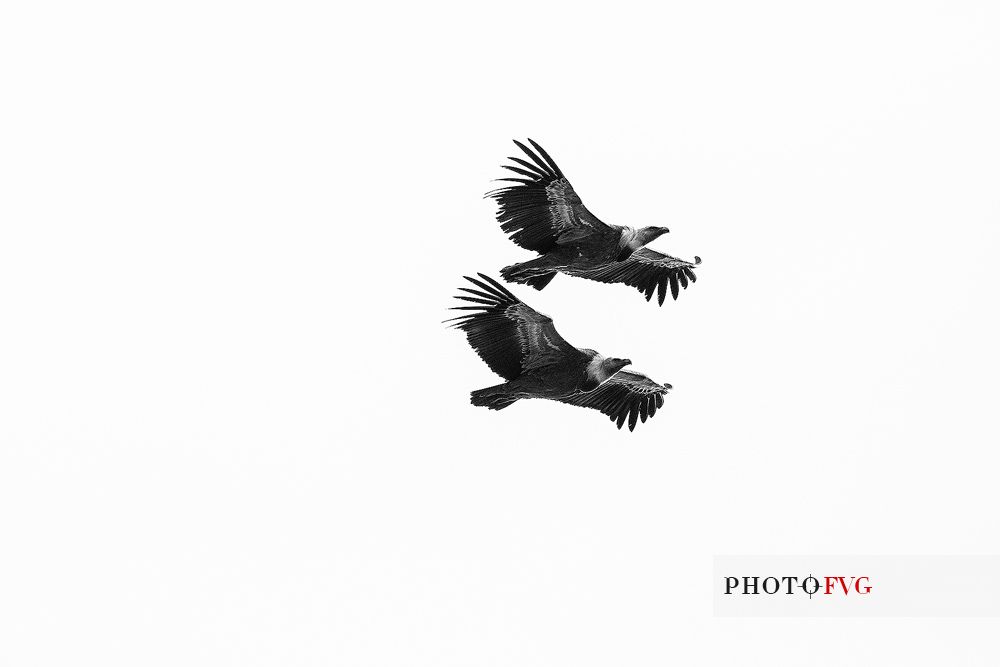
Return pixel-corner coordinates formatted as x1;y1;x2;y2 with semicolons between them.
500;257;560;286
524;272;556;290
470;384;520;411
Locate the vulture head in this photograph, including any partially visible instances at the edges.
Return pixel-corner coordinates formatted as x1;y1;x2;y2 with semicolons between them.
604;357;633;375
637;226;670;246
583;354;634;391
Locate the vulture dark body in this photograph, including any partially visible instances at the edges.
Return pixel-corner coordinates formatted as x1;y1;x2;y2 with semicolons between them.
447;274;671;431
488;139;701;304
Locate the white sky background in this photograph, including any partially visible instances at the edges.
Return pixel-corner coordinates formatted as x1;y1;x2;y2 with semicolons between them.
2;0;1000;664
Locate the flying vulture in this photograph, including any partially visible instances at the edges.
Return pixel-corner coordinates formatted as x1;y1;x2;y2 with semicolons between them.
487;139;702;305
446;274;672;431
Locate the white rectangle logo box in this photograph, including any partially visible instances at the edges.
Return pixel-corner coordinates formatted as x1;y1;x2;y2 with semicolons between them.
714;555;1000;617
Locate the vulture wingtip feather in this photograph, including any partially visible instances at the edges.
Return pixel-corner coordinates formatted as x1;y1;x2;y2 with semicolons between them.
462;278;506;301
512;139;552;175
477;272;518;300
526;138;563;177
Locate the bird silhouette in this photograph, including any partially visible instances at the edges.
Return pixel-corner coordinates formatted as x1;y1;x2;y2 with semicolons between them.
488;139;701;305
446;274;671;431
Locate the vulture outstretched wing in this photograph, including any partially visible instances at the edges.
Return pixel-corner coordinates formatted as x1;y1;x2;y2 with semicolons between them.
569;248;701;305
446;273;585;379
486;139;611;253
557;370;671;431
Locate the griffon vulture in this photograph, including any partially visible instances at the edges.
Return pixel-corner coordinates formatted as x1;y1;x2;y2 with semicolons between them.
488;139;701;305
446;274;671;431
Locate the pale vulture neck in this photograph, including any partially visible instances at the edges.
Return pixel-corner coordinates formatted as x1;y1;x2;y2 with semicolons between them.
620;227;657;251
586;354;614;382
